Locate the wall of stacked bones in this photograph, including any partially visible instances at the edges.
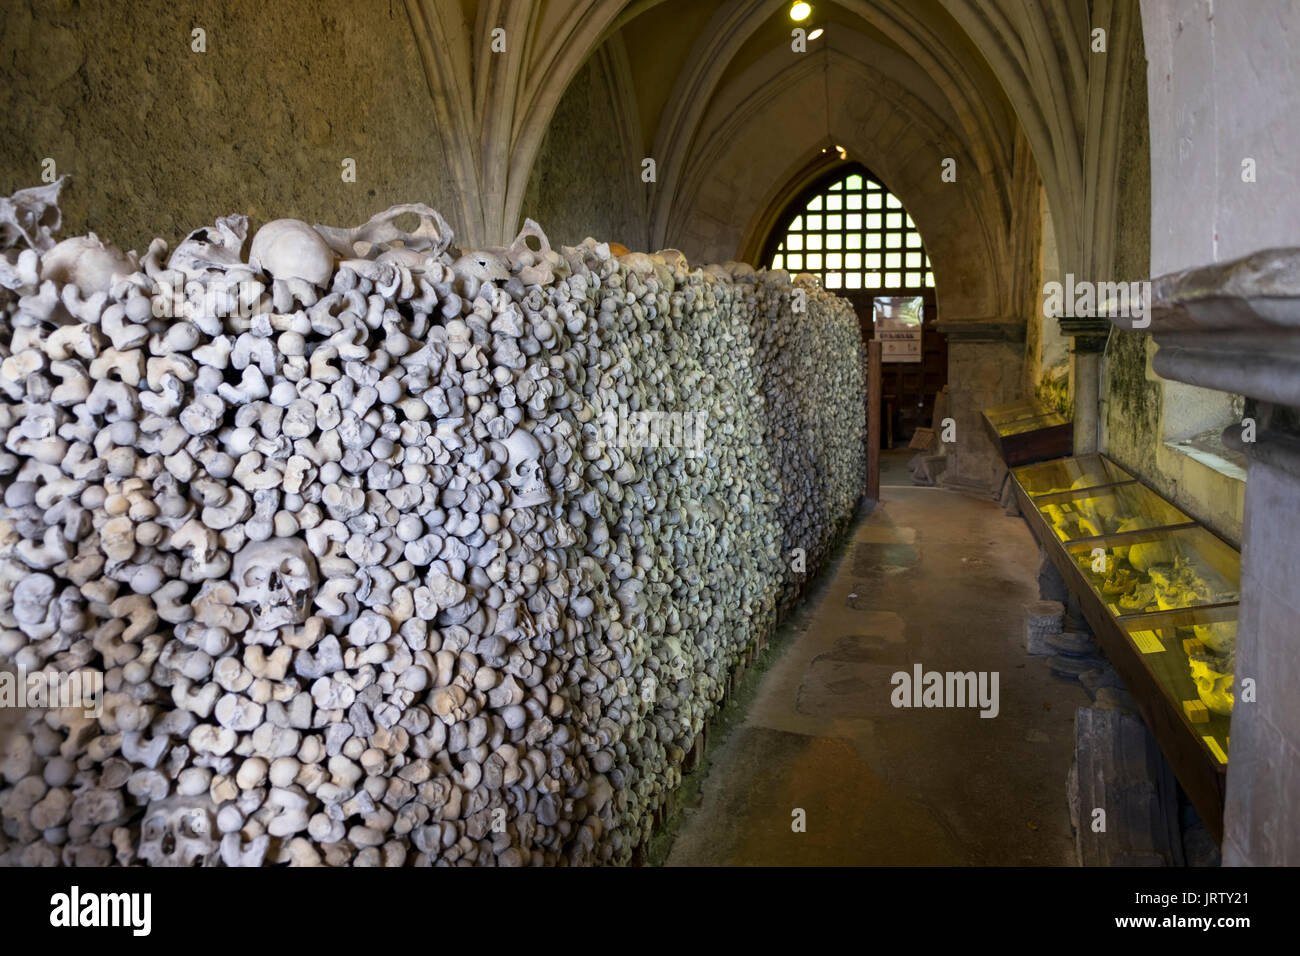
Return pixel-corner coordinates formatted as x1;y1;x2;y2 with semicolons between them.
0;186;865;866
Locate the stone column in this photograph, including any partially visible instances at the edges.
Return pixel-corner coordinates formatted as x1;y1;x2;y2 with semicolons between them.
1059;317;1110;456
933;319;1027;497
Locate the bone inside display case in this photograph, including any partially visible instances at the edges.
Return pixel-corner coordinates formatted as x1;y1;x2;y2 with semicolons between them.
1013;453;1132;496
1011;454;1240;822
1037;481;1194;544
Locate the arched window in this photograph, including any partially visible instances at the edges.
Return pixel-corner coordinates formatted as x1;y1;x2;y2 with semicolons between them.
766;166;934;293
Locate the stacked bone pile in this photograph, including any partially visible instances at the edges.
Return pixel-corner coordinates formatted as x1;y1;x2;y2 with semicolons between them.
0;181;865;866
746;272;866;611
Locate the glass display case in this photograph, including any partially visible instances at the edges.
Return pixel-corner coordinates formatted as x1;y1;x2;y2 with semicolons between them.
983;399;1043;427
1121;608;1236;767
1008;453;1241;836
1062;525;1240;616
997;410;1070;435
981;399;1072;466
1012;453;1132;497
1035;481;1194;543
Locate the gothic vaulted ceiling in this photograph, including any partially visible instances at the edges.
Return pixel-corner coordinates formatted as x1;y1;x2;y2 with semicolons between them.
406;0;1140;322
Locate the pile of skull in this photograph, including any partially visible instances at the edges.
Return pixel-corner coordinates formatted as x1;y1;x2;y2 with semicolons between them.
0;180;865;866
748;277;866;612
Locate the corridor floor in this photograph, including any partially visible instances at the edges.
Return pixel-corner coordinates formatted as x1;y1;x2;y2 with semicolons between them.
665;480;1089;866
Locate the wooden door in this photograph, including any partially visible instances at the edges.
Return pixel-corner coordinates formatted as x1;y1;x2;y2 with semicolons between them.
841;291;945;447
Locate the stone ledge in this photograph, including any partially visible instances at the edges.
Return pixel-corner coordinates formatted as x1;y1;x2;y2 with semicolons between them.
1165;430;1247;484
1111;248;1300;409
1115;246;1300;334
933;318;1027;342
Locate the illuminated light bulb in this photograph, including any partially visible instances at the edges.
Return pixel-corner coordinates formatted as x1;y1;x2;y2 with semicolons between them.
835;145;848;159
808;27;824;40
790;2;811;22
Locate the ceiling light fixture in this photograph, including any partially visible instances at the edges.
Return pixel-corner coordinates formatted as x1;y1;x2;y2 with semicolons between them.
835;145;848;160
808;27;824;40
790;2;812;22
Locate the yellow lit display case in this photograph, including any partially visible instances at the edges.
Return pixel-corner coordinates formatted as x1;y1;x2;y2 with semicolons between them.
1061;525;1240;616
982;399;1041;426
983;399;1071;433
1034;481;1195;543
1008;454;1241;837
1063;527;1240;768
980;400;1073;466
997;410;1070;435
1120;610;1235;768
1012;453;1133;497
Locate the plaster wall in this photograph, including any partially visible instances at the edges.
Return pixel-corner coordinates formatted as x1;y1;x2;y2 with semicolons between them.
1141;0;1300;273
0;0;459;253
1227;458;1300;865
518;54;648;250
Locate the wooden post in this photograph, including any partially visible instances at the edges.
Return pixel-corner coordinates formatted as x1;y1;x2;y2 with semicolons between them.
867;339;881;500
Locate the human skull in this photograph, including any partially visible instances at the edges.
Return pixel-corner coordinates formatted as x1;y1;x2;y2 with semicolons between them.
1189;653;1235;717
506;219;558;285
137;796;219;867
1193;620;1237;657
451;249;511;300
661;636;689;681
40;233;136;298
167;213;249;278
11;573;58;639
232;538;319;632
500;429;549;507
655;248;687;270
0;177;64;253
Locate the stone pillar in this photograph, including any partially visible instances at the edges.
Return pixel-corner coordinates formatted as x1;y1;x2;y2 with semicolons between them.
1224;439;1300;865
1059;317;1109;456
933;320;1026;497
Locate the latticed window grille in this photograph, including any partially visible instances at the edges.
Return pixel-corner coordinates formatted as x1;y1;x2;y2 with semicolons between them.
769;171;934;293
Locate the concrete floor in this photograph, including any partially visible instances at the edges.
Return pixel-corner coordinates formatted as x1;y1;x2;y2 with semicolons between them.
665;473;1089;866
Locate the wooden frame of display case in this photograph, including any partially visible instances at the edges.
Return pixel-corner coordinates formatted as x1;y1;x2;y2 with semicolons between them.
980;400;1073;466
1010;454;1234;842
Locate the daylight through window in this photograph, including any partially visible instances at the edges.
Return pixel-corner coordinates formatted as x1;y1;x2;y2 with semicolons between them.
769;171;935;292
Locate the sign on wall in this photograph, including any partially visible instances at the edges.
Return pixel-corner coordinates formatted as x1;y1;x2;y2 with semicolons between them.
873;296;923;363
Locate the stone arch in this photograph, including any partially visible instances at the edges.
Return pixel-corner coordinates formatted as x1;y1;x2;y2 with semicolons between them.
403;0;635;245
664;44;1016;323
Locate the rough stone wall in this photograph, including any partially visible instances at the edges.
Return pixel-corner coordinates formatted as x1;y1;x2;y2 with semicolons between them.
944;339;1026;495
0;0;458;253
1100;19;1160;492
518;56;647;251
0;199;864;867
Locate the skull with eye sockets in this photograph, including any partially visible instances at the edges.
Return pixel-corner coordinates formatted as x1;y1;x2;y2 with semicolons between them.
137;796;218;867
232;538;318;632
499;429;549;507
